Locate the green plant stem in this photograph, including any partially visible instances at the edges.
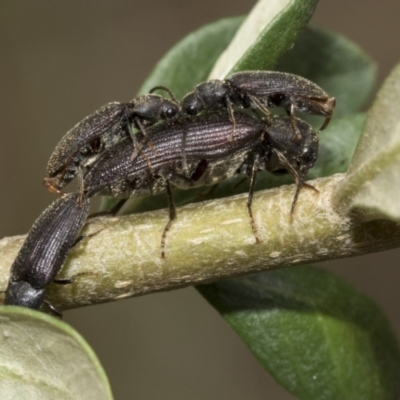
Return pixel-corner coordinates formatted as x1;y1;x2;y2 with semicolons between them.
1;174;399;311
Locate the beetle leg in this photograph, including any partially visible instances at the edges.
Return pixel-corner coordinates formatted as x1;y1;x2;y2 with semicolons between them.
319;113;332;131
181;116;189;172
273;149;318;216
128;120;155;176
159;161;208;258
132;117;158;157
161;180;177;259
287;103;302;141
248;95;271;118
129;120;157;174
226;96;236;142
76;167;85;206
53;271;97;285
43;300;63;318
247;153;261;244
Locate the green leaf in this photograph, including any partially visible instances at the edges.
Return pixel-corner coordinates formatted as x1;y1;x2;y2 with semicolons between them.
333;62;400;221
0;306;113;400
276;25;376;117
198;267;400;400
211;0;319;78
138;16;244;99
310;113;366;177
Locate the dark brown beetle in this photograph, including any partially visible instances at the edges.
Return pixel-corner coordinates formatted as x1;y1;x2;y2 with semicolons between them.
4;193;90;313
84;111;267;257
181;70;335;139
44;90;180;194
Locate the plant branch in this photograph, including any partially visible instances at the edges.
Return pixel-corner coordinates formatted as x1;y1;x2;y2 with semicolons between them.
1;173;399;311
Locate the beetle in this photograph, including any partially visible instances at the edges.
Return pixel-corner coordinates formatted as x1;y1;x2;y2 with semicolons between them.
83;111;267;256
83;111;318;257
44;90;180;194
181;70;335;140
4;193;90;313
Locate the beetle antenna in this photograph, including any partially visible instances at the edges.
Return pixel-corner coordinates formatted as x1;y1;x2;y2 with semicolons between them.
150;86;178;103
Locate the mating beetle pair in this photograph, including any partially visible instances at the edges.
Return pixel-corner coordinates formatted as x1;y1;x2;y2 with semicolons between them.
43;70;334;194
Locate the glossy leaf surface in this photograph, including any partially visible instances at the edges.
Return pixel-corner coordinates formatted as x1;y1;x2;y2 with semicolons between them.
198;267;400;400
277;25;376;117
0;307;113;400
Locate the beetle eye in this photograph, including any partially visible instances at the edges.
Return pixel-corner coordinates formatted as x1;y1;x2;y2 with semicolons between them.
165;107;177;118
182;92;203;116
189;106;197;115
302;147;313;162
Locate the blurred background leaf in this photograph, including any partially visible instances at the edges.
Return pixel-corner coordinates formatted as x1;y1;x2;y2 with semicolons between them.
276;25;376;117
198;266;400;400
